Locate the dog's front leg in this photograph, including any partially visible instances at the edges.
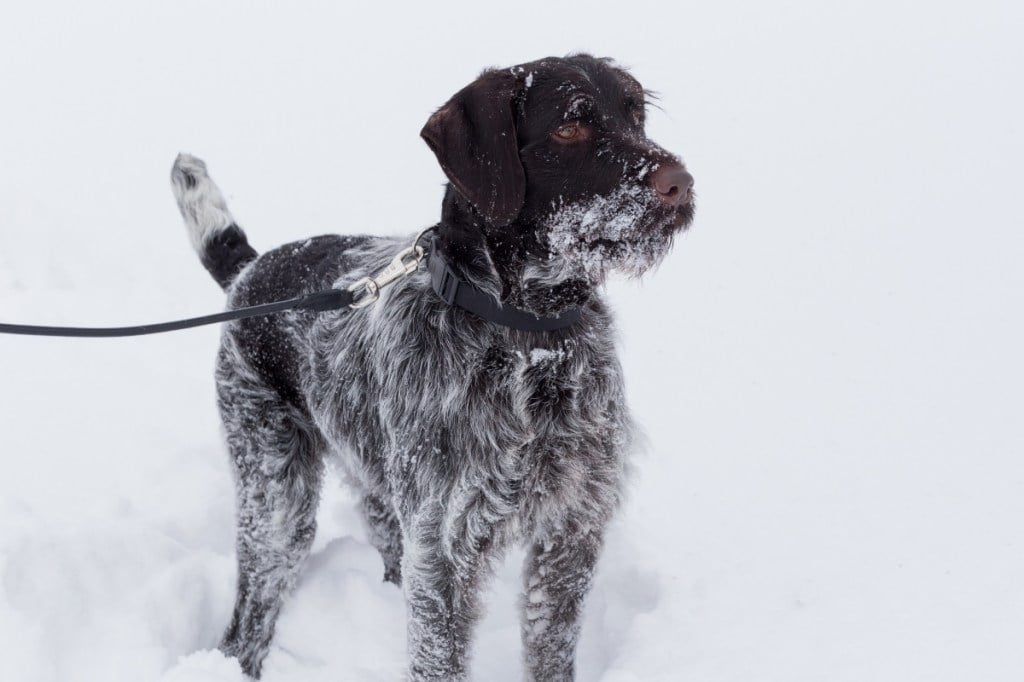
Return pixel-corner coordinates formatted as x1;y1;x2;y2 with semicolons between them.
401;518;494;682
521;522;604;682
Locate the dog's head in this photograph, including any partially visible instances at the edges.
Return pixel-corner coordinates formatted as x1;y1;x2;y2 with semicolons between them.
422;54;694;312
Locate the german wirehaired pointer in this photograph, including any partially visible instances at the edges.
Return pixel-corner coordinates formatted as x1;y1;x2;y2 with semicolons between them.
171;54;694;681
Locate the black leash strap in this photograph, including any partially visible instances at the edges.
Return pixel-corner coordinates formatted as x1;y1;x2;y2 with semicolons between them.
0;227;583;338
0;288;352;338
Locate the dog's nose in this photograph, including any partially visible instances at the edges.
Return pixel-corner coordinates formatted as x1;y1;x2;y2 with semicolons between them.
650;164;694;206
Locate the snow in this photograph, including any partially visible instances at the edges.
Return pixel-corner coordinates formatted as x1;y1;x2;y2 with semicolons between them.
2;1;1023;681
546;183;669;280
528;348;568;365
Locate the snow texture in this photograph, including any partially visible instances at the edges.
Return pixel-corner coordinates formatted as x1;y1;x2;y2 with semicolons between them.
2;1;1024;681
544;184;673;281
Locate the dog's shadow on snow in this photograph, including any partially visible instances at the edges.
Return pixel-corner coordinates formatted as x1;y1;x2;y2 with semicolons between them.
578;533;663;680
260;532;407;681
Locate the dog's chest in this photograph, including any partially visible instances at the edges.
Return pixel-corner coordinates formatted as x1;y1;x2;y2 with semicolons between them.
389;333;611;469
313;301;627;529
413;336;617;531
474;339;589;433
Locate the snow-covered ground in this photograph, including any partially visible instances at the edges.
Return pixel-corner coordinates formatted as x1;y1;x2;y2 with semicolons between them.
2;2;1023;680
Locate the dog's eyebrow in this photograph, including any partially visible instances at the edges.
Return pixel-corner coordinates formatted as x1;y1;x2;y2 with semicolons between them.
643;88;663;112
564;94;595;119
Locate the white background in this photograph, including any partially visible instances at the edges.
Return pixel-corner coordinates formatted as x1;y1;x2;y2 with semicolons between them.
1;1;1022;680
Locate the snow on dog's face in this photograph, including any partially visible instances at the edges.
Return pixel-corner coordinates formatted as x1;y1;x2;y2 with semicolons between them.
542;183;676;282
422;54;694;309
515;56;694;283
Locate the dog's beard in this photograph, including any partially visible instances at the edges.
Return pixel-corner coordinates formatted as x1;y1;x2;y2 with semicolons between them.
541;184;678;283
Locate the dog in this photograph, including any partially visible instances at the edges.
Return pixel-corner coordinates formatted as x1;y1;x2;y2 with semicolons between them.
171;53;694;681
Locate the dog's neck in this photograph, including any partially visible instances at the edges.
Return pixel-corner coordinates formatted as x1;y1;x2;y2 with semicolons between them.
436;187;593;317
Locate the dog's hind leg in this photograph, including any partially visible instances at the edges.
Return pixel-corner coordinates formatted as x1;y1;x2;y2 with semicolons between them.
360;493;403;585
215;348;325;679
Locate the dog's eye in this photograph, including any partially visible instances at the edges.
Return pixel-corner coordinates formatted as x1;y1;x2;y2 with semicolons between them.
552;122;586;141
555;123;579;139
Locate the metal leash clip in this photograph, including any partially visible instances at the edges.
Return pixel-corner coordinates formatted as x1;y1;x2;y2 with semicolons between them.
347;230;431;309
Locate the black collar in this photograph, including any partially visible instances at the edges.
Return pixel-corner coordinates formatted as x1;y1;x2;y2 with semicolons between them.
426;237;582;332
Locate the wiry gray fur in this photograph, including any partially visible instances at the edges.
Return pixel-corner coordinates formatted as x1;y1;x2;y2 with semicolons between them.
171;54;694;681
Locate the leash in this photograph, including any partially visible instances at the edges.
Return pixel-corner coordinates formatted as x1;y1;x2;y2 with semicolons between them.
0;231;429;339
0;227;582;338
0;289;353;338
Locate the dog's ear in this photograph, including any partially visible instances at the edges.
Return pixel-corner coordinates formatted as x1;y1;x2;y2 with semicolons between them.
421;70;525;227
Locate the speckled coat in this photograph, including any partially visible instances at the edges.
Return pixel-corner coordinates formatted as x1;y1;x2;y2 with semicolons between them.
170;53;694;682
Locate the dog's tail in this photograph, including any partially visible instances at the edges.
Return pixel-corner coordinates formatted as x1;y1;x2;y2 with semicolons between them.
170;153;257;290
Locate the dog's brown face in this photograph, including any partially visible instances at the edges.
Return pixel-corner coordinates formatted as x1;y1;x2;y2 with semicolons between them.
422;54;694;288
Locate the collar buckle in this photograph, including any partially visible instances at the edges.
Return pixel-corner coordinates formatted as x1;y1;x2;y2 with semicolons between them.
436;264;460;305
